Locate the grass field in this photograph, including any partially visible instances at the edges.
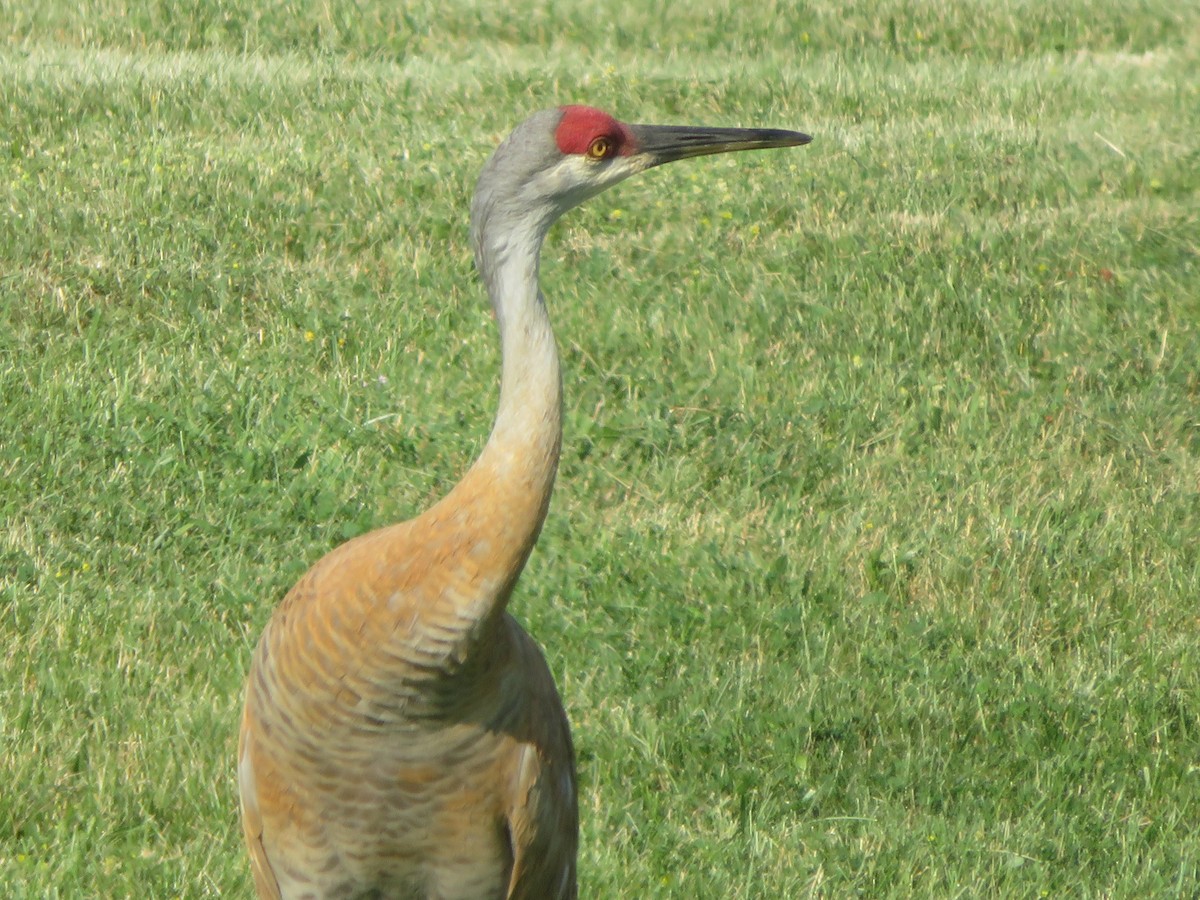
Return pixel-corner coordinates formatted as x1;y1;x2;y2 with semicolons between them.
2;1;1199;896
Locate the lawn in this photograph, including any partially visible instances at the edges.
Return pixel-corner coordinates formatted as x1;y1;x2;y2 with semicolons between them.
2;1;1198;896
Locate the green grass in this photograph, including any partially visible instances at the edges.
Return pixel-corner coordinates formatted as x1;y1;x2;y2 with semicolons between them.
2;1;1199;896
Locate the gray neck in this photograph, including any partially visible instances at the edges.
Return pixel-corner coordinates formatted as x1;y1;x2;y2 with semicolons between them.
454;191;563;602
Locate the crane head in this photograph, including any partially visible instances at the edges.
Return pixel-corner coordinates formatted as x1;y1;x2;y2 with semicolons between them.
471;105;810;245
555;104;810;175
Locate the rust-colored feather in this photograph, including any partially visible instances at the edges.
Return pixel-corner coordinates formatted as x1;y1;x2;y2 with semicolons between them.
240;446;575;897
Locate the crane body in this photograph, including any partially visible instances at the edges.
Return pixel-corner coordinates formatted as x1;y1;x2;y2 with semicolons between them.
239;105;810;899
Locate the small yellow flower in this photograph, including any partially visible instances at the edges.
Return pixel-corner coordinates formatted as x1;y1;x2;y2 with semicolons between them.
304;330;316;342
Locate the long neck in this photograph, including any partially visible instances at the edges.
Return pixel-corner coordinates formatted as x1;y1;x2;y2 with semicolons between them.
436;203;563;618
475;223;564;534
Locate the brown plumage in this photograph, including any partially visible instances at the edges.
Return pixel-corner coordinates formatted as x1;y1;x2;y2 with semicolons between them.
238;106;810;899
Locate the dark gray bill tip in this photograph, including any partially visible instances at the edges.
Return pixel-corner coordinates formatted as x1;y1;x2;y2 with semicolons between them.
630;123;812;167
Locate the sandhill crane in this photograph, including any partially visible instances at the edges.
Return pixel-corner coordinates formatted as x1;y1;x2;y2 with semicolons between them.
238;105;810;899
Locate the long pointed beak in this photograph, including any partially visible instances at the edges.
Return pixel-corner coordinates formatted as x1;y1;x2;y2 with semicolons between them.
629;123;811;168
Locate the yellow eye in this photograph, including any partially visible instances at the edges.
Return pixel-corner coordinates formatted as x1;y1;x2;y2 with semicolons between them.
586;137;612;159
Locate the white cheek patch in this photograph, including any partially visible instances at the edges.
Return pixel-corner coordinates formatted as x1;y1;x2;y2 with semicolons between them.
544;155;648;212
